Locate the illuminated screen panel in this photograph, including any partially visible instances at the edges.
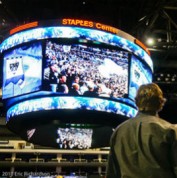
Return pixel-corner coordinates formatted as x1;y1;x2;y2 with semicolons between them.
2;42;42;99
6;96;138;121
25;125;94;149
24;124;113;150
129;54;153;100
56;127;93;149
43;41;129;99
0;26;153;71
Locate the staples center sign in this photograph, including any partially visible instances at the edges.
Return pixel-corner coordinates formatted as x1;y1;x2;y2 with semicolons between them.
9;19;119;35
62;18;119;34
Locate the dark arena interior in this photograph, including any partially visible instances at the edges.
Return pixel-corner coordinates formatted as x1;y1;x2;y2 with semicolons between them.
0;0;177;177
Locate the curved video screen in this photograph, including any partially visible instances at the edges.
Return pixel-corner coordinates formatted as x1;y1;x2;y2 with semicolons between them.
0;19;153;148
6;96;137;121
0;26;153;71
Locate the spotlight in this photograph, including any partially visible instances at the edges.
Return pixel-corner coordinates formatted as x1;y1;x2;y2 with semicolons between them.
146;38;155;46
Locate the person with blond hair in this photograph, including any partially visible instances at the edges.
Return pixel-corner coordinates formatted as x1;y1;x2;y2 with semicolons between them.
106;83;177;178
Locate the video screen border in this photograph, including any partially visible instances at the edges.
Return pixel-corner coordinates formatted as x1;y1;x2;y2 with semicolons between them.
6;96;138;122
0;26;153;71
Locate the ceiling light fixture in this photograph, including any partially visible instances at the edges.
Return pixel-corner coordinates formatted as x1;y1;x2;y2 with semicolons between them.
146;38;155;46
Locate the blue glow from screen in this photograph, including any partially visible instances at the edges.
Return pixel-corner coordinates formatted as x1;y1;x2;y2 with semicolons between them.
44;42;129;99
2;42;42;99
0;26;153;70
129;55;153;100
6;96;137;121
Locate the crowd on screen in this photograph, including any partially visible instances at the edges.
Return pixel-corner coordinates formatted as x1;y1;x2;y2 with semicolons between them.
56;128;93;149
44;41;128;99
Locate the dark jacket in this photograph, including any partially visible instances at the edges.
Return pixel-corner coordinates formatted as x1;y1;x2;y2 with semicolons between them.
106;112;177;178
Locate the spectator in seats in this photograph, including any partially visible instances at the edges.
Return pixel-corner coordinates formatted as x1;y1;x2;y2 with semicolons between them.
57;74;69;94
70;83;82;95
49;55;59;84
106;83;177;178
83;83;98;97
79;81;88;94
72;76;80;85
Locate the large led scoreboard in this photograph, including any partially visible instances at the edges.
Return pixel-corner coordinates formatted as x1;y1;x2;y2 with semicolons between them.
0;19;153;148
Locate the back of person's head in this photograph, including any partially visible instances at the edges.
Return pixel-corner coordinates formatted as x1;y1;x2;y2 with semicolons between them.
135;83;166;112
72;83;80;90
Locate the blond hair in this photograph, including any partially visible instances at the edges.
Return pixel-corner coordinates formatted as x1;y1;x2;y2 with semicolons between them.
135;83;166;112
